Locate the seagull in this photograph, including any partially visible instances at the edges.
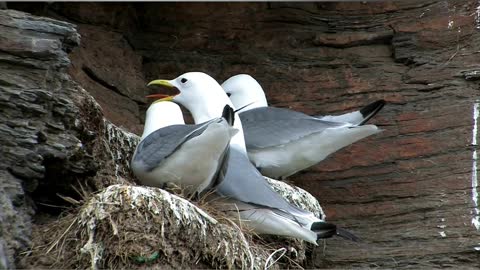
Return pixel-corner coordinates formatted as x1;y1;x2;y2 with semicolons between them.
147;72;358;244
222;74;385;123
221;74;385;179
131;100;238;196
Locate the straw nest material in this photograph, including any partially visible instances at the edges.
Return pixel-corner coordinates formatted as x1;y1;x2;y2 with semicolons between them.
24;180;323;269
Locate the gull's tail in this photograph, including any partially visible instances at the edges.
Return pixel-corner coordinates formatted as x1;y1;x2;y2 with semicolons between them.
318;99;385;126
311;222;360;242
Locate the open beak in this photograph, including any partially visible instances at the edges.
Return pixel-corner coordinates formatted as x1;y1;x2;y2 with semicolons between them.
146;79;178;101
145;93;173;101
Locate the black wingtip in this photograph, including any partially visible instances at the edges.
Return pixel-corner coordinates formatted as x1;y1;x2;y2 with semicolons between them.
336;227;361;242
358;99;386;125
312;222;360;242
311;222;337;240
222;104;235;126
234;101;255;114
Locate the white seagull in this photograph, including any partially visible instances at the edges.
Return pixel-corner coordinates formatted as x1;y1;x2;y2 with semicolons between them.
221;74;385;179
131;100;237;196
147;72;358;244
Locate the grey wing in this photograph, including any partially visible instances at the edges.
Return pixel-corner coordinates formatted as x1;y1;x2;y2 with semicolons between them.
241;106;312;121
240;107;347;149
132;123;211;172
215;148;313;223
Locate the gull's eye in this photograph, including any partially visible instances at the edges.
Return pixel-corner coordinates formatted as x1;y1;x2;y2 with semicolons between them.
226;93;232;97
181;78;188;83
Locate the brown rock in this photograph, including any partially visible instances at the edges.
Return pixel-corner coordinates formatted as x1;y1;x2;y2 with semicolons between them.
6;0;480;268
0;9;81;269
68;24;148;134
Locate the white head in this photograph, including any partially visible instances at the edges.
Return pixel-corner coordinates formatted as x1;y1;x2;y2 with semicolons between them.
141;101;185;139
221;74;268;113
147;72;247;152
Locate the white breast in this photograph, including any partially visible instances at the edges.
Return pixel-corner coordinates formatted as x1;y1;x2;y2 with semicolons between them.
135;122;237;194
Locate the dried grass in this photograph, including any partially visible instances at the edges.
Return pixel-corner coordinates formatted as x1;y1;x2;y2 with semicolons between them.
20;116;321;269
22;184;318;269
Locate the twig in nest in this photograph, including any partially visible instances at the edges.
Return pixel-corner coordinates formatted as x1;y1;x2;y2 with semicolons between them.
57;193;81;205
37;202;71;209
264;247;287;270
46;218;77;254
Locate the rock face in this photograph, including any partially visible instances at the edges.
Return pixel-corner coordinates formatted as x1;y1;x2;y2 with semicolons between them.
0;9;138;269
0;10;80;268
3;0;480;268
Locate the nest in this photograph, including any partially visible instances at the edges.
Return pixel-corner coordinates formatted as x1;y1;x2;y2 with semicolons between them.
19;111;324;269
22;183;321;269
265;177;325;220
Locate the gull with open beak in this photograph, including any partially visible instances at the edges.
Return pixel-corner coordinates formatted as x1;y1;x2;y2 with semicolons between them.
131;100;237;196
221;74;385;179
147;72;359;244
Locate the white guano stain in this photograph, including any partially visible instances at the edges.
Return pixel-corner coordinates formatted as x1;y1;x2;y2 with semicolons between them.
448;19;454;29
472;102;480;230
476;1;480;29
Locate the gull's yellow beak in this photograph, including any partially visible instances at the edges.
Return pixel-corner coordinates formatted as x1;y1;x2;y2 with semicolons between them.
147;79;174;88
146;79;177;101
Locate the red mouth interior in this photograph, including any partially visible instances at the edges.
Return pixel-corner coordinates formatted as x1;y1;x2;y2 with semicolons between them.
145;93;170;99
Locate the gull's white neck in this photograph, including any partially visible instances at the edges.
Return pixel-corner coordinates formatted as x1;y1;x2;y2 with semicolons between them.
188;96;247;154
141;102;185;139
